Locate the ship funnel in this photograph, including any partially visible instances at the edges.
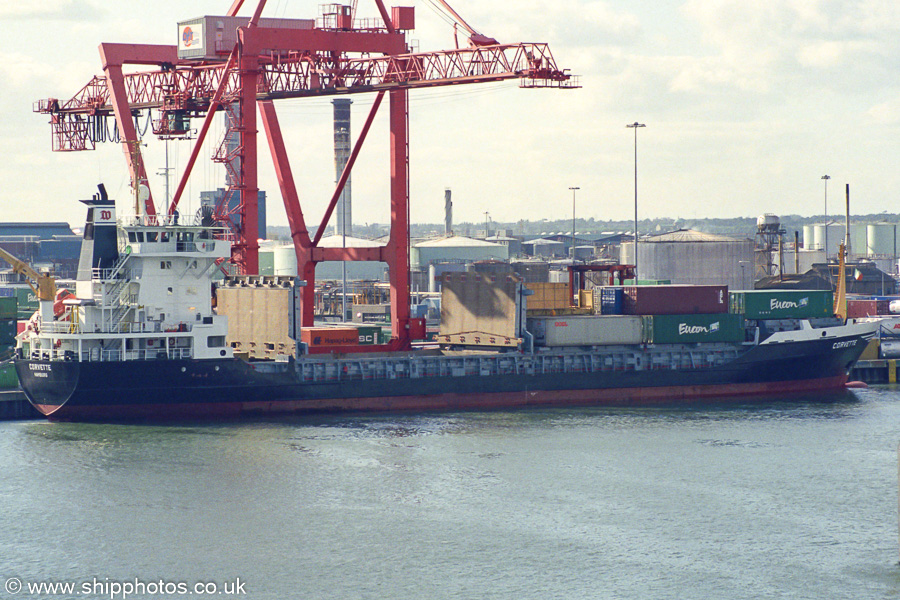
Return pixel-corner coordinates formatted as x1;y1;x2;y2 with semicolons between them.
76;184;120;281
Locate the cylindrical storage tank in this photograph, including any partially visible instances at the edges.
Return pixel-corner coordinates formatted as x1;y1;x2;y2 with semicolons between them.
867;223;896;257
258;248;275;276
812;224;827;253
821;223;846;255
802;225;816;250
273;244;298;276
428;264;437;293
850;224;867;257
757;213;780;230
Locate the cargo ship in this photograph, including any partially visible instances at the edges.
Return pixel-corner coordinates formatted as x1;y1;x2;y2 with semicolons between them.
14;191;878;421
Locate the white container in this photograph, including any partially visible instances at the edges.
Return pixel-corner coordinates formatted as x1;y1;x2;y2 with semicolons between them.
528;315;644;346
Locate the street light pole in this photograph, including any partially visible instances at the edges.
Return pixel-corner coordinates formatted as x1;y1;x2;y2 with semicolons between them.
569;186;579;261
627;122;646;280
821;175;830;258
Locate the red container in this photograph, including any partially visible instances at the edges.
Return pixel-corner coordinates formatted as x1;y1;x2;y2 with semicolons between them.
301;327;359;347
408;317;426;341
391;6;415;30
846;299;889;318
622;285;728;315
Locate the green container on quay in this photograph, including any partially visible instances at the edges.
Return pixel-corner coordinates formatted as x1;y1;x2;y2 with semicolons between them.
15;287;38;320
729;290;833;320
0;362;17;388
623;279;671;286
0;296;16;318
644;313;745;344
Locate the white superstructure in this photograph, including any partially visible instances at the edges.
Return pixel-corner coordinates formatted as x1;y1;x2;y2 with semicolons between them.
20;197;232;364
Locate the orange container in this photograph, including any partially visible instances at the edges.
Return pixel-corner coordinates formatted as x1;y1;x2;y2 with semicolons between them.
301;327;359;347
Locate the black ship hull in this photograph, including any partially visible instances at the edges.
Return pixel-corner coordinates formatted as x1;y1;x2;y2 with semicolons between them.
15;329;872;421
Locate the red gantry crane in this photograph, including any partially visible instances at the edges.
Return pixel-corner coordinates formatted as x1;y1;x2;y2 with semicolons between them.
34;0;577;350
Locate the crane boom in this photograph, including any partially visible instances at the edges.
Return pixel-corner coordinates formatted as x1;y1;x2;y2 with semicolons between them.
0;248;57;302
35;42;572;121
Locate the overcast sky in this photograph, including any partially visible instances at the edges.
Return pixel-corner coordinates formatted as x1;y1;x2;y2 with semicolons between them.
3;0;899;230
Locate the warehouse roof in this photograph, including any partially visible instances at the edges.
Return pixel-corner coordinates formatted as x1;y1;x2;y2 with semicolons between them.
316;234;382;248
0;223;75;239
414;235;502;248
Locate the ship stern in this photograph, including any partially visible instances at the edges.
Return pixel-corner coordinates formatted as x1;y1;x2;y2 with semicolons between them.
14;359;79;418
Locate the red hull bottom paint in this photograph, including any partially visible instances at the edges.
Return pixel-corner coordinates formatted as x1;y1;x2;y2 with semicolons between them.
41;374;850;422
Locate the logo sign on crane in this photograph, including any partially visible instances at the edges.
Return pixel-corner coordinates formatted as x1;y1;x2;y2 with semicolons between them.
179;24;204;51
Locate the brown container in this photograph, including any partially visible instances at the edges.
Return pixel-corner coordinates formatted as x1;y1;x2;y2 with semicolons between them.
846;299;889;318
301;327;359;347
622;285;728;315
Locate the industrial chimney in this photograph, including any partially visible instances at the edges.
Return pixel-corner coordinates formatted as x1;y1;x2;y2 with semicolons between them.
444;188;453;235
333;98;352;237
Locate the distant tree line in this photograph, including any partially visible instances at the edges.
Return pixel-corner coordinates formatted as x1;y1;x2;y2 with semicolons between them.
268;213;900;242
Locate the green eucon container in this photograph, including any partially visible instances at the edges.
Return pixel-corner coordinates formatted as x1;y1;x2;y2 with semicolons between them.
0;296;16;318
644;313;745;344
15;287;39;320
729;290;833;319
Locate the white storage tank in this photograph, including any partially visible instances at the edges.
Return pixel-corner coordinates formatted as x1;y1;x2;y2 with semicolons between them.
273;236;387;280
273;244;296;276
802;225;816;250
629;230;754;290
816;223;846;255
867;223;895;257
850;224;867;257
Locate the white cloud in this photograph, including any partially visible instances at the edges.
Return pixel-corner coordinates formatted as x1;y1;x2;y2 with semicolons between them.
0;0;101;20
866;97;900;124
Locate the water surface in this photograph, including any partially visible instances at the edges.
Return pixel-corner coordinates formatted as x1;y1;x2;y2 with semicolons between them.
3;389;900;599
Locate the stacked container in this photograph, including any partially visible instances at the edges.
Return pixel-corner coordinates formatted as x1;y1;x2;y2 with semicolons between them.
643;313;745;344
0;296;16;354
597;287;624;315
527;315;644;346
622;285;728;316
846;299;889;319
729;290;833;319
300;327;360;348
